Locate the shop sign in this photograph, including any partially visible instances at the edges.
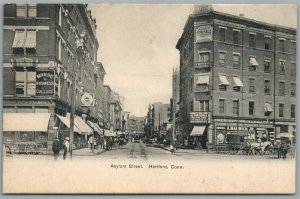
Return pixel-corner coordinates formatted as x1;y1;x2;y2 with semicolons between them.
36;71;54;96
190;112;210;123
214;118;271;124
196;25;213;43
81;93;95;107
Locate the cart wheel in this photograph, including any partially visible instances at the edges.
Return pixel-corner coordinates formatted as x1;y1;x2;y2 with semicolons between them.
26;144;36;155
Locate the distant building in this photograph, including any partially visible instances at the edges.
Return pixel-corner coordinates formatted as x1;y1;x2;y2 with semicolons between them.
176;5;296;148
128;116;145;133
151;102;171;133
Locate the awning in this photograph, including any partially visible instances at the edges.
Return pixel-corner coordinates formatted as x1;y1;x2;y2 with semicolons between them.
3;113;50;132
264;103;273;112
75;116;93;135
24;30;37;48
12;30;26;48
56;114;81;134
87;121;103;135
104;130;117;137
233;77;244;87
219;75;229;86
196;75;209;85
190;125;206;136
249;57;259;66
277;133;294;138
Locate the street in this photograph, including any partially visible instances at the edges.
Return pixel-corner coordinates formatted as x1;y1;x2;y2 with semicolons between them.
3;140;295;194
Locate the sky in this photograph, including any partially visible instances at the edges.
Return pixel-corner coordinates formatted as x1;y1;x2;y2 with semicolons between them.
89;4;297;117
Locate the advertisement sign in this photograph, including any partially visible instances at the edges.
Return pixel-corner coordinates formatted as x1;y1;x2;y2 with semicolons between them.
81;93;95;107
190;112;210;123
36;71;54;96
196;25;213;43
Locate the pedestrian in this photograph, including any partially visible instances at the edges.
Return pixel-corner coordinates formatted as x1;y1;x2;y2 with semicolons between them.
276;140;281;159
52;137;61;160
206;140;209;153
63;137;70;160
170;144;175;154
88;136;93;150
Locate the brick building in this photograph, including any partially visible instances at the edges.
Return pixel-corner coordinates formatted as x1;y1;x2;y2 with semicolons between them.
176;6;296;148
3;4;105;150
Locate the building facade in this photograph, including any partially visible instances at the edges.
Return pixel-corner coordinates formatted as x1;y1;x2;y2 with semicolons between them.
128;116;145;133
3;4;105;150
176;6;296;148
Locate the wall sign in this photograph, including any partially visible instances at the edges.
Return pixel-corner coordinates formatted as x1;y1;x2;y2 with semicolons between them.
190;112;210;123
36;71;54;96
196;25;213;43
81;93;95;107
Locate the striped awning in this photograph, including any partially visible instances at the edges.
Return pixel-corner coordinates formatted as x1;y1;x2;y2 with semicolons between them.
12;30;26;48
24;30;37;48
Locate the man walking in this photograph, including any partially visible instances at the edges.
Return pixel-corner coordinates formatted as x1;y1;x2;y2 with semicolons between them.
52;137;61;160
63;137;70;160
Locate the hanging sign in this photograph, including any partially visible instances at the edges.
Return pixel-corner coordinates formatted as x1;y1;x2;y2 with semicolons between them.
81;93;95;107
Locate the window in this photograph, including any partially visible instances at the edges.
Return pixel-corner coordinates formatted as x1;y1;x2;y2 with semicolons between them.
219;75;229;91
249;101;255;115
12;30;37;55
198;52;210;67
291;104;295;118
16;4;37;18
264;60;271;73
233;76;243;92
249;57;258;71
249;33;256;47
264;80;271;95
279;104;284;117
279;60;286;72
233;30;240;44
291;41;296;54
15;69;36;96
219;99;225;114
279;82;285;96
199;100;209;112
190;77;194;92
291;83;296;96
249;78;255;93
264;37;271;50
291;62;296;76
233;54;240;68
219;52;225;66
233;100;239;115
279;39;285;52
219;28;226;42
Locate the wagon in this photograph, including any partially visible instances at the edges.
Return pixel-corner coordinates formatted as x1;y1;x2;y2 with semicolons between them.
12;141;42;154
225;134;252;155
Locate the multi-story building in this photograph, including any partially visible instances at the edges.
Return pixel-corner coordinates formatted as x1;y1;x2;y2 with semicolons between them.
151;102;171;133
103;85;112;129
128;116;145;133
110;91;123;131
3;4;105;150
176;5;296;148
170;68;180;141
122;111;130;132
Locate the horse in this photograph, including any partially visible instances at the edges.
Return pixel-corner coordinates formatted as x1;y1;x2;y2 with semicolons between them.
248;141;273;155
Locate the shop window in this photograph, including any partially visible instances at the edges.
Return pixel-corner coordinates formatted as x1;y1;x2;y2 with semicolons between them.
279;104;284;117
264;37;271;50
291;83;296;96
249;33;256;47
233;30;240;44
291;104;295;118
233;54;240;68
264;60;271;73
249;101;255;116
264;80;271;95
279;82;285;96
233;100;239;115
249;78;255;93
219;52;225;66
219;99;225;114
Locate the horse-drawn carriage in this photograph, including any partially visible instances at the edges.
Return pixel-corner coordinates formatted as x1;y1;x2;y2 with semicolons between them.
224;133;274;155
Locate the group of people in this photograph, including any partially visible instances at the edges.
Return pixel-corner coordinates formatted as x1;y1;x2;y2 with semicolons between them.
52;137;70;160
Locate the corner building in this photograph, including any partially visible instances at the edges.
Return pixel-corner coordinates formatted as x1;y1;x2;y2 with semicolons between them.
3;4;105;151
176;6;296;148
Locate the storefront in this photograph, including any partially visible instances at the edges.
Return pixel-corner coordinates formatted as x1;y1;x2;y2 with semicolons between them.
3;113;51;147
213;118;275;146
